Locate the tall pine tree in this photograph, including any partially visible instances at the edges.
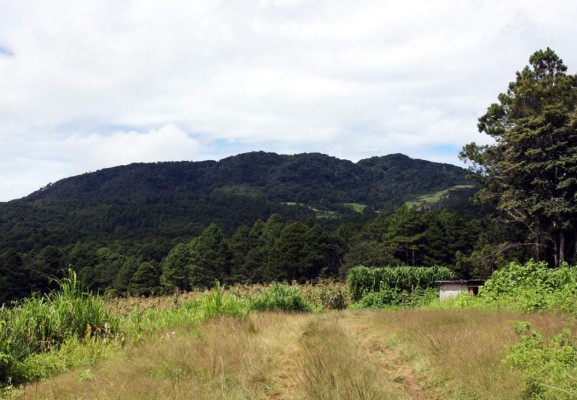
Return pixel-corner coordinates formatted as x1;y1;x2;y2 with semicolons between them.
461;48;577;265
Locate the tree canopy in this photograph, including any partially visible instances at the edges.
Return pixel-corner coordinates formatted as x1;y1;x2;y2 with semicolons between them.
460;48;577;265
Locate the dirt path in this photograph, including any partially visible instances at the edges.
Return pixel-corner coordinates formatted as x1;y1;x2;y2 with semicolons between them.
263;310;429;400
338;310;429;400
18;310;430;400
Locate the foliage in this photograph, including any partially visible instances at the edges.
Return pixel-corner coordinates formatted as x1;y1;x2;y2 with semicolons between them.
356;287;439;308
347;265;455;302
505;322;577;399
249;283;313;312
317;283;348;310
129;261;161;296
160;242;192;291
189;224;232;288
0;151;476;301
0;270;119;385
477;260;577;312
342;207;479;274
461;48;577;265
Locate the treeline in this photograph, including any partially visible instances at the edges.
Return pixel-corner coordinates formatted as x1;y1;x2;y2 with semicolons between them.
1;205;508;302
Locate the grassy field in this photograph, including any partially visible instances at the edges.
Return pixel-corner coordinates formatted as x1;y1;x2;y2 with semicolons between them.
6;264;577;399
12;306;576;399
404;185;476;208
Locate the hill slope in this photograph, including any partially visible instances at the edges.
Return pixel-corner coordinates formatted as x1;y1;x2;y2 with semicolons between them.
0;152;474;252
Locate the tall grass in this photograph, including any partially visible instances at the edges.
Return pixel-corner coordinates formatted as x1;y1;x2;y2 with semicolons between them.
249;282;313;312
16;313;310;399
298;316;405;399
372;309;576;399
123;282;250;336
0;270;119;386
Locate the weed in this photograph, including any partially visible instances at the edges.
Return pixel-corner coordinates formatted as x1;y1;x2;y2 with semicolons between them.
249;282;313;312
505;322;577;399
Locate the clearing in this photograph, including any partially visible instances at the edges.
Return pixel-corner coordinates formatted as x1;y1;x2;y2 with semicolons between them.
16;308;572;399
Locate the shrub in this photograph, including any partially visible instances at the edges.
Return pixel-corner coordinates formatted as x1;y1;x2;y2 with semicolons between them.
356;287;439;309
478;261;577;313
250;283;312;312
505;322;577;399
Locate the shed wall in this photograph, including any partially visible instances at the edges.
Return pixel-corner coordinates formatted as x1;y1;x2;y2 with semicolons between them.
439;283;469;301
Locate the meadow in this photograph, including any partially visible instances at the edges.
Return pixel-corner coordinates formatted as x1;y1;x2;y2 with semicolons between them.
2;262;577;399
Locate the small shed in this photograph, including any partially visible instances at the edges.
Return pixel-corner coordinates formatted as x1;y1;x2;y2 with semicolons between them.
436;279;485;301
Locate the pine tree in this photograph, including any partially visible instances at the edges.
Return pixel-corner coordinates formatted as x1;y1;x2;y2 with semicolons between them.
189;223;232;288
461;48;577;265
160;242;192;291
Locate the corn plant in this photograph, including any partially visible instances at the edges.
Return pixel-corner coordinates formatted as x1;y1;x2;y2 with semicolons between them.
347;265;454;302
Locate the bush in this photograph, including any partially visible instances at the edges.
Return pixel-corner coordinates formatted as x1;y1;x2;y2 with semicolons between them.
478;261;577;313
505;322;577;399
357;287;403;308
250;283;313;312
318;285;348;310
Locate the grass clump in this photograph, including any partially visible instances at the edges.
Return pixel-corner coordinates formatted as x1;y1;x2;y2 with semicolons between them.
123;282;250;336
249;283;313;312
0;270;119;386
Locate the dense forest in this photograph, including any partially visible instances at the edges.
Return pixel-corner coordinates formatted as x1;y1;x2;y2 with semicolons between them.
2;47;576;303
0;152;484;302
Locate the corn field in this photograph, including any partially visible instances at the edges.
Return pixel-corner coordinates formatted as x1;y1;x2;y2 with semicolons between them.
347;265;455;301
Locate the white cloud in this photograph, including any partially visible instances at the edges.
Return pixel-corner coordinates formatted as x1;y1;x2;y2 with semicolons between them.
58;124;202;170
0;0;576;200
0;125;202;200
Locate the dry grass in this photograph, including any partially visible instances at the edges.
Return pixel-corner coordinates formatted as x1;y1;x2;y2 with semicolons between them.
17;313;313;399
297;314;411;400
368;309;577;399
16;308;577;399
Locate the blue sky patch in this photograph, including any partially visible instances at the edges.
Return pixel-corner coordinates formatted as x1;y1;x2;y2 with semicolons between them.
0;46;14;57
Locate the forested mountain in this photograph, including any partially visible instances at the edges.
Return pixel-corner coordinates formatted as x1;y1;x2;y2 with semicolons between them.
0;152;473;249
23;152;468;207
0;151;481;301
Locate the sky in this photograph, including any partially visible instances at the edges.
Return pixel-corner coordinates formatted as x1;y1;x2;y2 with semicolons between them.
0;0;576;202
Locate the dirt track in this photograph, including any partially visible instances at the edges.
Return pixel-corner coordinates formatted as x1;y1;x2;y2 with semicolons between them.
19;310;429;399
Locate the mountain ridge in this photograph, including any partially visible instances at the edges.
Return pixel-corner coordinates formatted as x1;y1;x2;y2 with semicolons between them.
0;151;476;256
21;151;467;206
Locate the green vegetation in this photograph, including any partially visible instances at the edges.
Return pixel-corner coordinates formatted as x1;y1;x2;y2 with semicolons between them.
249;283;313;312
461;47;577;266
3;260;577;398
437;261;577;313
356;286;439;309
0;270;119;386
404;184;476;208
343;202;367;213
3;47;577;398
0;151;480;303
506;323;577;399
347;265;454;302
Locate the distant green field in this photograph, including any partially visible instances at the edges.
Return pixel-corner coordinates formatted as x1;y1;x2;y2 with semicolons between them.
282;202;338;218
343;203;367;213
405;185;476;208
